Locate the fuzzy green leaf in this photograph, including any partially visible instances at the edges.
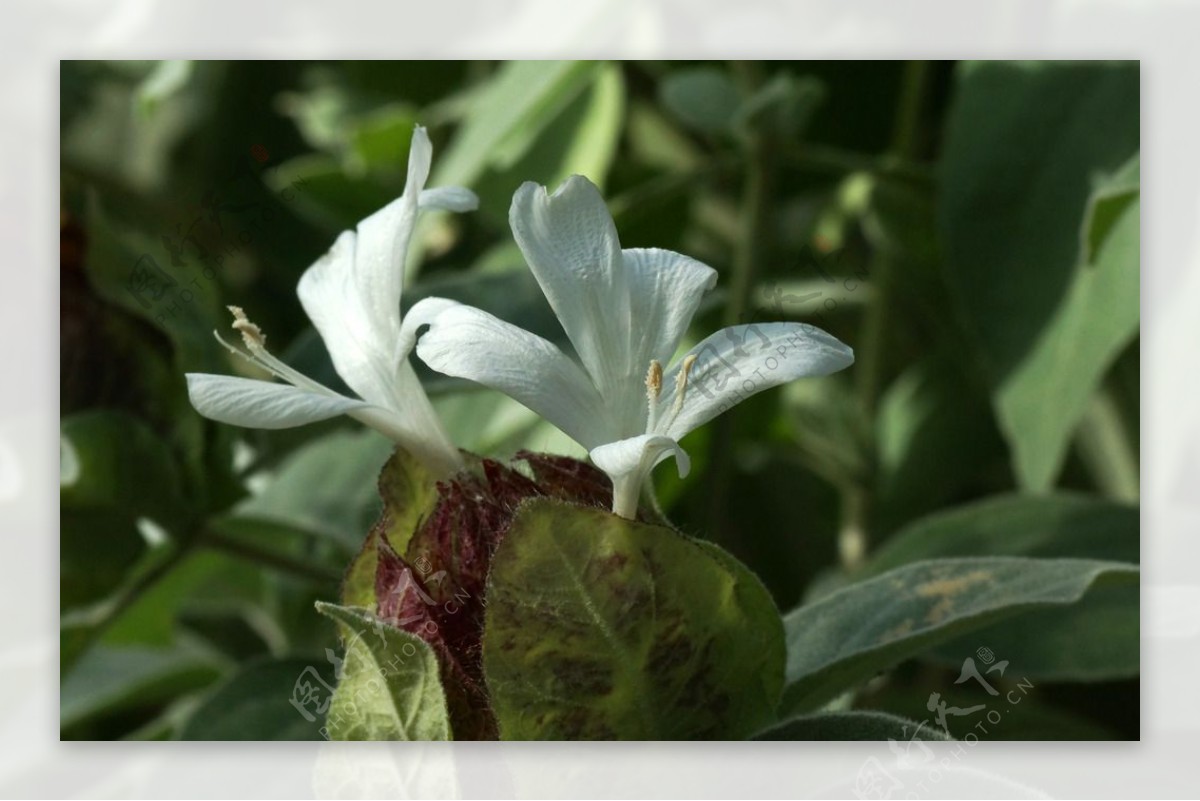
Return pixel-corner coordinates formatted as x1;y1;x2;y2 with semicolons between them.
315;603;451;741
783;557;1138;713
483;499;785;740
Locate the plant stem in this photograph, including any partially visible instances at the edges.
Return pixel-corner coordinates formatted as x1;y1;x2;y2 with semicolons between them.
1077;383;1140;502
706;70;777;542
779;142;932;184
203;530;342;584
839;60;930;571
61;532;201;670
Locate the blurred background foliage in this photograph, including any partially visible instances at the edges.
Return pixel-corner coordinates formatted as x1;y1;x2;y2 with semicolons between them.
60;60;1139;740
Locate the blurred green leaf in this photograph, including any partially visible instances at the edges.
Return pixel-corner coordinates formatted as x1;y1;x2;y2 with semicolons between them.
61;507;148;611
61;410;188;529
874;360;1004;531
316;603;452;741
61;644;224;735
265;153;396;232
754;710;950;741
734;73;825;140
63;61;214;193
473;63;625;220
782;557;1138;713
178;657;326;740
865;494;1138;574
99;550;266;650
939;61;1139;491
1083;154;1140;263
80;194;240;509
136;60;195;116
233;429;393;551
348;105;420;175
659;66;742;136
433;61;600;188
483;499;784;740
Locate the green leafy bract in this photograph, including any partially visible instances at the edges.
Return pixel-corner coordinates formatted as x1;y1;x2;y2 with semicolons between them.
482;499;785;740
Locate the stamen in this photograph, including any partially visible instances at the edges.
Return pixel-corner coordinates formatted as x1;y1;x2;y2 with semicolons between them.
215;306;329;395
660;354;698;433
673;355;698;409
229;305;266;351
645;360;663;431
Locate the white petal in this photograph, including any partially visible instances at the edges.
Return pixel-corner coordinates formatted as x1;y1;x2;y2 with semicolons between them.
590;433;691;481
419;186;479;212
415;304;610;449
297;230;397;407
296;126;465;409
186;373;370;430
623;247;718;368
397;296;462;359
657;322;855;440
590;433;691;518
509;176;631;396
405;124;433;194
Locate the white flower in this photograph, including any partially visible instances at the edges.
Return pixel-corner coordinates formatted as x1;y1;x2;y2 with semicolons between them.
416;175;854;517
186;126;476;478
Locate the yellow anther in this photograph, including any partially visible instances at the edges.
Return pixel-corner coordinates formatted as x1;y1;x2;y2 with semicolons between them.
228;305;266;350
646;360;663;401
674;354;698;398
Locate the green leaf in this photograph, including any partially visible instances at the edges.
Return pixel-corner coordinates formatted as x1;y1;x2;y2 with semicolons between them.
864;682;1122;740
61;644;224;735
178;657;328;740
782;557;1138;713
939;61;1139;491
315;603;452;741
875;358;1004;531
472;63;625;221
233;429;394;551
733;73;826;140
862;495;1140;682
265;153;396;232
865;494;1139;575
136;60;194;116
659;66;743;135
1083;154;1139;263
432;61;599;189
61;411;187;527
482;499;785;740
59;412;193;610
65;548;267;663
754;710;952;741
340;447;441;608
347;104;420;175
77;194;238;510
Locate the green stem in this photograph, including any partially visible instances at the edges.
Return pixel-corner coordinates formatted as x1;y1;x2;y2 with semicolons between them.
1077;384;1140;502
839;60;930;571
62;533;201;670
706;78;776;542
779;142;932;184
203;530;342;584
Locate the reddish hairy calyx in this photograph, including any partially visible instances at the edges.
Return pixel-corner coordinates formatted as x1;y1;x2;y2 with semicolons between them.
372;451;637;740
